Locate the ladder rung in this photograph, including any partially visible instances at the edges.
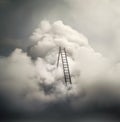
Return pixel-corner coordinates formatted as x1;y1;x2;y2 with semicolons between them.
64;69;69;71
65;79;71;82
64;68;69;70
65;78;70;80
61;55;66;57
61;56;66;58
65;75;70;77
65;74;70;76
65;77;70;79
65;76;69;77
61;55;67;57
64;66;68;67
66;79;70;82
65;75;69;77
63;65;68;67
63;65;68;66
61;57;66;59
64;72;69;74
66;76;70;77
62;54;66;56
63;63;68;65
64;69;68;71
64;70;69;72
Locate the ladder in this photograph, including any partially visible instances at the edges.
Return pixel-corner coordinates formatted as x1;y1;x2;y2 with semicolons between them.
57;47;72;86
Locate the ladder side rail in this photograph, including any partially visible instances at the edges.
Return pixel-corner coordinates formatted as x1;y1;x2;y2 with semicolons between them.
57;47;61;68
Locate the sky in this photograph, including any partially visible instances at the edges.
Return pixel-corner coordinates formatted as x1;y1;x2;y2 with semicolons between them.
1;0;120;122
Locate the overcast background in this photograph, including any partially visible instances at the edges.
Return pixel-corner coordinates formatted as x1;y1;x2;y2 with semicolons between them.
1;0;120;122
1;0;120;58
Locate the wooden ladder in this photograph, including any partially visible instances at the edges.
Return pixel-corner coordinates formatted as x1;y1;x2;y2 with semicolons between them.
57;47;72;86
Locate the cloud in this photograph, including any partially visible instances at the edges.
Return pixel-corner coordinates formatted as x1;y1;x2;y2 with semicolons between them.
42;0;120;62
1;20;120;120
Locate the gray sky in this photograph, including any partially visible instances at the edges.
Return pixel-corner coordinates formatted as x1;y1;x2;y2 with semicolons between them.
1;0;120;59
1;0;120;121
